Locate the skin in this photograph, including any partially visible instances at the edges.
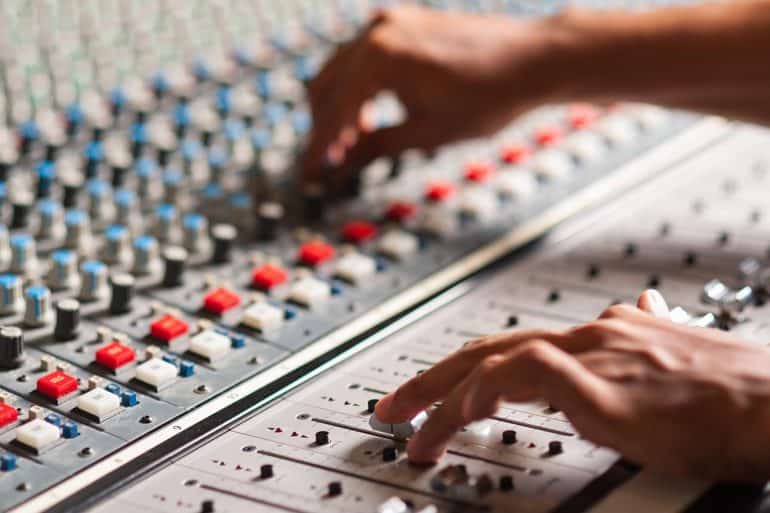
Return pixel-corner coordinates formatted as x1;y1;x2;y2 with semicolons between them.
304;1;770;478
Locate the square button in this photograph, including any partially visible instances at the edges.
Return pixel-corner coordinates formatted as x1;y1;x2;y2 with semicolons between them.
385;201;417;222
334;253;376;284
242;302;284;331
203;288;241;314
37;371;78;400
289;277;331;308
342;221;378;244
150;314;189;342
95;342;136;370
189;330;231;361
135;359;178;389
251;264;288;290
378;231;419;261
16;419;60;450
0;403;18;428
77;388;121;419
298;241;335;266
425;181;455;202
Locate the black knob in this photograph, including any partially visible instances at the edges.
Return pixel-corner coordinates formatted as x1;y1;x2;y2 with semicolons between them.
502;430;517;445
61;174;83;209
54;299;80;341
259;464;274;479
111;165;128;188
315;430;329;446
162;246;188;287
547;290;560;303
506;315;518;328
684;251;697;267
200;499;215;513
367;399;378;414
499;475;514;492
0;326;24;369
327;481;342;497
302;184;325;222
109;274;135;315
257;202;283;241
211;224;237;264
548;440;563;455
382;446;398;462
11;197;33;229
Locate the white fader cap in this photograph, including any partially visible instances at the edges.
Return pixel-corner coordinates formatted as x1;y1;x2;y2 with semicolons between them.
369;410;429;440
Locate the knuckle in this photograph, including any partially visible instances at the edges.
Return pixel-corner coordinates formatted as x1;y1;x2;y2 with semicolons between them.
600;303;636;319
517;340;555;365
477;354;508;376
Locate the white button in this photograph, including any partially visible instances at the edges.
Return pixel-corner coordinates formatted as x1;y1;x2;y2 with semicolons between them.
242;302;284;331
135;358;177;388
77;388;121;419
596;114;637;146
458;187;498;222
563;132;606;163
531;150;573;181
289;277;331;307
378;230;419;261
495;170;537;200
189;330;231;361
16;419;60;449
421;204;458;237
334;253;377;284
632;105;669;131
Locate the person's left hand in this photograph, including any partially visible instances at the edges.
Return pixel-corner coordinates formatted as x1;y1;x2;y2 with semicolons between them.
375;290;770;480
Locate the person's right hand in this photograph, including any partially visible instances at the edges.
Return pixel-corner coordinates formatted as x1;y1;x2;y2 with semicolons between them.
302;5;566;191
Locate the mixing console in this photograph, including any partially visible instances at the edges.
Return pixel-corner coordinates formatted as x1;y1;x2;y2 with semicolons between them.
0;1;760;513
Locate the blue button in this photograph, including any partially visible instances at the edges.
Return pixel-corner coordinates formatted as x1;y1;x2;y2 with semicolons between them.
230;193;250;210
81;260;106;275
105;383;121;396
134;234;157;251
178;361;195;378
330;282;343;296
38;199;61;217
20;120;39;140
1;453;17;471
131;123;148;145
52;249;75;266
120;391;138;407
230;335;246;349
10;233;32;250
61;421;79;439
155;204;176;221
284;306;297;320
36;161;57;197
44;413;62;427
162;354;177;365
183;213;204;230
375;257;388;272
202;183;223;200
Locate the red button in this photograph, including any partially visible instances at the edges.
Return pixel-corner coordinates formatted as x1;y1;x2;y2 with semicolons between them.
150;314;189;342
535;125;564;146
568;103;599;129
252;264;288;290
0;403;18;428
37;371;78;400
95;341;136;370
298;241;336;266
425;181;456;202
203;287;241;314
464;162;495;183
500;143;532;164
385;201;417;222
342;221;379;244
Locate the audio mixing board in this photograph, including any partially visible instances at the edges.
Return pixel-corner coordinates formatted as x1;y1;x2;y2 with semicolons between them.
0;1;765;513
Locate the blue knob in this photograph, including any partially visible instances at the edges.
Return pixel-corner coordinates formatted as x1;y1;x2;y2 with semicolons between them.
178;360;195;378
1;453;17;471
24;285;53;327
132;235;159;275
230;335;246;349
79;260;108;301
162;354;177;365
36;161;56;198
0;273;23;314
61;421;79;439
44;413;62;426
9;234;35;275
106;383;121;396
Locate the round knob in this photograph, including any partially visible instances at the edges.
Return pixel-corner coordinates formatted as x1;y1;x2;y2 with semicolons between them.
24;285;53;327
64;210;92;254
47;249;79;291
54;299;80;341
182;213;210;254
211;224;237;263
259;464;273;479
11;194;33;229
79;260;109;302
132;235;161;276
162;246;187;287
257;202;283;241
501;430;517;445
154;204;178;243
87;179;114;224
103;225;132;267
315;430;329;446
0;274;23;315
109;273;135;315
0;326;24;369
36;161;56;199
548;440;563;455
10;233;37;277
61;173;83;209
37;199;64;240
114;189;138;228
327;481;342;497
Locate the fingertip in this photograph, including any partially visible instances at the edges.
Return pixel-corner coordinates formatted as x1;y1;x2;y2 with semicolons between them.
637;289;670;318
407;434;445;465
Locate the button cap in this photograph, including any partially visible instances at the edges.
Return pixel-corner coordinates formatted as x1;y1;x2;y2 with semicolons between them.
500;143;532;164
464;162;495;183
189;330;231;361
289;277;331;307
16;419;60;450
77;388;121;419
342;221;378;244
251;264;288;290
0;326;24;369
241;302;284;331
534;125;564;146
0;402;19;427
95;342;136;370
298;241;335;266
24;285;53;327
135;358;177;389
425;181;456;202
37;370;78;399
203;288;241;314
150;314;189;342
54;299;80;341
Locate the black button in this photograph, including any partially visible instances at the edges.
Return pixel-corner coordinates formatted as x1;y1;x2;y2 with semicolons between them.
547;290;560;303
506;315;519;328
328;481;342;497
548;440;563;455
382;446;398;462
499;475;515;491
586;264;600;279
367;399;378;414
502;430;517;445
315;430;329;446
260;464;274;479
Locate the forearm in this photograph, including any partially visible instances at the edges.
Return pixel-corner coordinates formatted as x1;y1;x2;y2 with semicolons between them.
538;0;770;124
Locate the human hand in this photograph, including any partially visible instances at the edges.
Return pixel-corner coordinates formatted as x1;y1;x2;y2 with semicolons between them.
302;5;563;191
375;290;770;480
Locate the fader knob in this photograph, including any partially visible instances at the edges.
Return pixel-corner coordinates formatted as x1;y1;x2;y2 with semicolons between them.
79;260;109;302
499;475;515;492
315;430;329;445
257;202;284;241
47;249;79;291
0;274;23;315
199;500;216;513
382;446;398;462
162;246;187;287
259;464;274;479
0;326;24;369
24;286;53;327
54;299;80;341
548;441;563;455
211;224;237;263
109;274;135;315
367;399;378;414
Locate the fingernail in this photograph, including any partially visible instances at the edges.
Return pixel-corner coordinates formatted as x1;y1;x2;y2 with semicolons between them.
646;289;669;318
373;393;395;419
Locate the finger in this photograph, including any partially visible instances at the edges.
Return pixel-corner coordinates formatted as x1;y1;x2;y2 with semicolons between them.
406;341;615;464
636;289;670;318
374;327;602;424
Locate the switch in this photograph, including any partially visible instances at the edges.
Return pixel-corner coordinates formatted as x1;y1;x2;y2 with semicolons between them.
203;287;241;314
251;264;288;290
95;342;136;371
378;230;419;261
241;302;284;332
77;388;121;420
342;221;378;244
464;162;494;183
298;241;335;266
425;181;455;202
135;358;177;389
385;201;417;223
333;253;377;284
189;330;232;361
0;453;17;471
37;370;79;400
289;277;331;307
16;419;60;451
150;314;189;343
500;142;532;165
0;402;19;428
